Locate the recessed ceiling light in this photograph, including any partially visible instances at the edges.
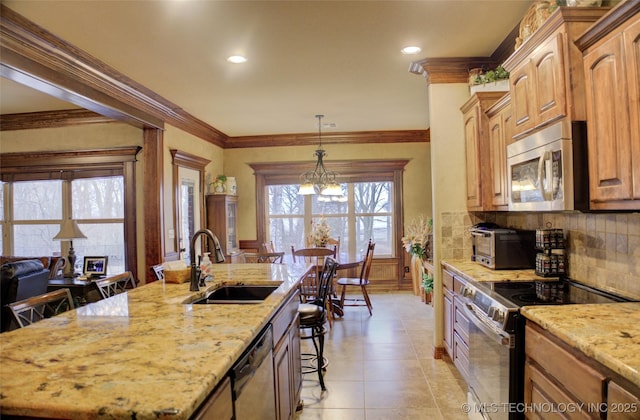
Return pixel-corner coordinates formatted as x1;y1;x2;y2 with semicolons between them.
401;46;422;55
227;55;247;64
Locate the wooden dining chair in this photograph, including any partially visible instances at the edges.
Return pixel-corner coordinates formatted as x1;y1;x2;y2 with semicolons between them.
95;272;136;299
337;240;375;315
8;288;75;328
242;251;285;263
291;246;337;323
261;241;276;253
326;236;341;259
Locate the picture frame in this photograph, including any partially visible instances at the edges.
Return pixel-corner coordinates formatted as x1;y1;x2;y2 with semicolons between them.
83;256;108;277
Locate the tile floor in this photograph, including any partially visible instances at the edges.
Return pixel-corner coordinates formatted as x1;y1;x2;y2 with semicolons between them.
296;292;469;419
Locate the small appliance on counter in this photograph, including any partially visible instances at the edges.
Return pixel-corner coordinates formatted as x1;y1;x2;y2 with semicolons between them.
470;223;536;270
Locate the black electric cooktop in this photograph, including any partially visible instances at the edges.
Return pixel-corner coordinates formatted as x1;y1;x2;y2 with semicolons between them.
490;278;634;307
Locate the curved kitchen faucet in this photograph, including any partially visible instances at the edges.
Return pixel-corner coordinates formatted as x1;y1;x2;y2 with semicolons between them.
189;229;225;291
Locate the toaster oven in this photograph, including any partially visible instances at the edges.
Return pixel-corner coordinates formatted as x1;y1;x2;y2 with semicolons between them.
471;228;536;270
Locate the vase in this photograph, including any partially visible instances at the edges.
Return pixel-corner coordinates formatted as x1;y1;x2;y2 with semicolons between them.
410;255;424;296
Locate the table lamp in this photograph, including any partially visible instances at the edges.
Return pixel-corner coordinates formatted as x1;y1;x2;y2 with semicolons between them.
53;218;87;277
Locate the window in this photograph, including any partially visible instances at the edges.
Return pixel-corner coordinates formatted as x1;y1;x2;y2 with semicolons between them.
3;177;125;274
267;181;393;259
252;159;407;263
0;148;138;276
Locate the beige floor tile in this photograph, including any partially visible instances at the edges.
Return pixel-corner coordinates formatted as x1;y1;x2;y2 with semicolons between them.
364;379;437;409
298;292;468;418
364;407;444;420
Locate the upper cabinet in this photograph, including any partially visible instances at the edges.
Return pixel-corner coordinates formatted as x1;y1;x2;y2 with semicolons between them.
577;1;640;210
486;94;512;210
503;7;610;140
460;92;507;211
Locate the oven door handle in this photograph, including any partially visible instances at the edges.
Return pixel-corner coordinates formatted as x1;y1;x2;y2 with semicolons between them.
462;302;514;348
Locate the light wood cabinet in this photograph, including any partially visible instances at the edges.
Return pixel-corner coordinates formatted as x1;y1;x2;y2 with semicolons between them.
205;194;239;257
460;92;507;211
503;7;609;140
486;94;512;209
608;380;640;420
577;3;640;210
524;322;606;419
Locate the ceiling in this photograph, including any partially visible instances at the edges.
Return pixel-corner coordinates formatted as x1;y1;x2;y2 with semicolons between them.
0;1;530;137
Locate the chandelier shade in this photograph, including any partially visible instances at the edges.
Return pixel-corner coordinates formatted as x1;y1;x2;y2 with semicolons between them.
298;115;344;198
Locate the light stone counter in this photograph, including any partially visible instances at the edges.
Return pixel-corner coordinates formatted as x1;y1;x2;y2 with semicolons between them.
0;263;312;419
521;303;640;388
442;259;548;283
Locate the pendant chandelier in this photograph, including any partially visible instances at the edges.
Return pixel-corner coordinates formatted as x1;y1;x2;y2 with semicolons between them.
298;115;344;199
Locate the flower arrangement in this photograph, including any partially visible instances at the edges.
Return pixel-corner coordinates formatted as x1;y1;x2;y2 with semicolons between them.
308;218;331;247
402;215;433;259
211;174;227;193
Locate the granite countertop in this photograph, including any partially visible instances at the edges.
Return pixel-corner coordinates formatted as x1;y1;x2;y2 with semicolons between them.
441;259;547;283
521;303;640;389
0;263;312;419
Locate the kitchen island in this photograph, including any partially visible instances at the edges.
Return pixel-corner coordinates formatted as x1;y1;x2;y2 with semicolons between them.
0;263;312;419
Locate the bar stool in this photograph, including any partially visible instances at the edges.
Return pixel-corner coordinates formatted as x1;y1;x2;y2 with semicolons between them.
298;257;338;391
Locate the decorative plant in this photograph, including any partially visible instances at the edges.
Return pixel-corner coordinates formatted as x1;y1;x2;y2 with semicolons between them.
308;217;331;247
211;174;228;193
401;214;433;259
470;65;510;85
422;272;434;294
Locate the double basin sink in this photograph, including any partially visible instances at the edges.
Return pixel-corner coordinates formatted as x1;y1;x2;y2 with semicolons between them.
185;284;280;304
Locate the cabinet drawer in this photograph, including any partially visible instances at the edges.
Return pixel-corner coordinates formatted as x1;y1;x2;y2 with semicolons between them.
272;291;299;346
453;296;470;344
442;269;454;291
525;324;605;405
453;331;469;382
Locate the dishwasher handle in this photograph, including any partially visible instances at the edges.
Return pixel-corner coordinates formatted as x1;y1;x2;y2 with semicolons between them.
232;325;273;396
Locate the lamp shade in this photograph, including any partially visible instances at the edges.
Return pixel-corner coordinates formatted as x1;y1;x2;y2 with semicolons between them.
53;219;87;241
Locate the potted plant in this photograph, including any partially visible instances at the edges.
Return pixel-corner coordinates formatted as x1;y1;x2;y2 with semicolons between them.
469;65;510;93
422;272;434;304
212;175;227;194
401;215;433;296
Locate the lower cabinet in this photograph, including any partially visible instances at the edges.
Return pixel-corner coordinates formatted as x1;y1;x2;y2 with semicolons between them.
441;267;469;381
272;291;302;420
192;376;233;420
524;321;640;420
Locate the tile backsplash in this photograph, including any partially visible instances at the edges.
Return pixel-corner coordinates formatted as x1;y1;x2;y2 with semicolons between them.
440;211;640;300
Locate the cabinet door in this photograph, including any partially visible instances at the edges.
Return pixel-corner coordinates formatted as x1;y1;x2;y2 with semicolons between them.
192;376;233;420
443;287;453;357
625;18;640;201
511;60;536;135
463;106;483;209
274;333;292;420
289;316;302;412
524;360;592;420
584;31;634;206
488;107;509;208
532;32;567;126
608;381;640;420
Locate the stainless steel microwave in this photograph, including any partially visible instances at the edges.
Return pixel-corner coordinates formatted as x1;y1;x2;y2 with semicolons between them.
507;121;589;212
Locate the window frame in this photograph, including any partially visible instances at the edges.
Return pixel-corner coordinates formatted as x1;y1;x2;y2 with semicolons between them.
0;147;140;279
250;159;408;263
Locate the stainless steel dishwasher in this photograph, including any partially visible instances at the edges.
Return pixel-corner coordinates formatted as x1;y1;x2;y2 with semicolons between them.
231;324;275;420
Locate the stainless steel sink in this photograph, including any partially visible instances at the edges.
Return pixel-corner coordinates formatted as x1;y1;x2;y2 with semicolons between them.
189;285;280;304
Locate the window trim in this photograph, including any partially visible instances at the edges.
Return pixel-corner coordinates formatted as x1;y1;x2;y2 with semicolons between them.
250;159;408;264
0;147;140;279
